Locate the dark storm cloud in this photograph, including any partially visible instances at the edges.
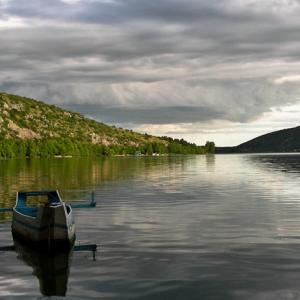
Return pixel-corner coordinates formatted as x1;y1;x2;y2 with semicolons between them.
62;104;222;124
2;0;248;24
1;0;300;128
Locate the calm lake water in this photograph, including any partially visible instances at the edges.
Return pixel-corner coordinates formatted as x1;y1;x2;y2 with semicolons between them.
1;154;300;299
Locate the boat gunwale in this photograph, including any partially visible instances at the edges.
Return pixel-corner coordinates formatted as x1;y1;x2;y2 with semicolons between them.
13;207;37;219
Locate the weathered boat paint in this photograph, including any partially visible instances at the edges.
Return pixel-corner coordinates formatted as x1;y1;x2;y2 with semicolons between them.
11;190;75;250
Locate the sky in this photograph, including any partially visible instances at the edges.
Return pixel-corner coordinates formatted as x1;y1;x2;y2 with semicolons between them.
1;0;300;146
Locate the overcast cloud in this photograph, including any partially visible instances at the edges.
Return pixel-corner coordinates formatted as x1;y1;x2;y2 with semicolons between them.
1;0;300;145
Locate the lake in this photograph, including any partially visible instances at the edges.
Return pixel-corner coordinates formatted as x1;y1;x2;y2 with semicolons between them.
1;154;300;299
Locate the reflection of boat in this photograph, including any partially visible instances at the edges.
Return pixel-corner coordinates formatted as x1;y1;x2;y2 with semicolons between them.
14;236;72;297
0;240;97;298
12;191;75;250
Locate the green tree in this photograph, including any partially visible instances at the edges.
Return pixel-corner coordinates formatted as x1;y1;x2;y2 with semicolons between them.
205;141;215;153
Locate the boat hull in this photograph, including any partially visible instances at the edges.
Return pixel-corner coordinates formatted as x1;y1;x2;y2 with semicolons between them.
12;203;75;251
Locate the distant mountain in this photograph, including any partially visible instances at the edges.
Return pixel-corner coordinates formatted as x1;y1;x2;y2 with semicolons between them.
216;126;300;153
0;92;214;158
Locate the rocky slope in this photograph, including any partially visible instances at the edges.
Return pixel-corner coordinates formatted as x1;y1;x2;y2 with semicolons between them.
0;92;160;147
0;92;213;157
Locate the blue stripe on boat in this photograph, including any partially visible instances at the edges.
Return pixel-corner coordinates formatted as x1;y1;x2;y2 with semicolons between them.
16;207;38;217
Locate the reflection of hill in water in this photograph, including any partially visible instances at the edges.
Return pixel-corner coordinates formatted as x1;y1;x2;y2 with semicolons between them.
0;156;203;221
14;237;72;297
248;154;300;175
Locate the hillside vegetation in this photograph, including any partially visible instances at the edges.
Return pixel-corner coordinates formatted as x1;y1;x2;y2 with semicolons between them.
235;126;300;153
216;126;300;153
0;92;215;158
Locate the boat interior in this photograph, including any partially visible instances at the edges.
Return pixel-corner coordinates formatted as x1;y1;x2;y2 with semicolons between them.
15;190;63;217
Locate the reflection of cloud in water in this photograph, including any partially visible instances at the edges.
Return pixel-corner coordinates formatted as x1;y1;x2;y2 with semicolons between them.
2;155;300;298
247;154;300;175
79;154;300;252
0;277;28;297
239;290;300;300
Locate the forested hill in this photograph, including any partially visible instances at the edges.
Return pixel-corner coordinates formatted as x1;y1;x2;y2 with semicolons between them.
216;126;300;153
0;92;215;158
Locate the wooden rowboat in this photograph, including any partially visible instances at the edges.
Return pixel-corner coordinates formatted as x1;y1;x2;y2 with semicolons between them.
0;190;96;250
11;190;76;250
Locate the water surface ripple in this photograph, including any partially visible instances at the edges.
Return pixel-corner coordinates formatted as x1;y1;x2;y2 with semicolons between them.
1;154;300;299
